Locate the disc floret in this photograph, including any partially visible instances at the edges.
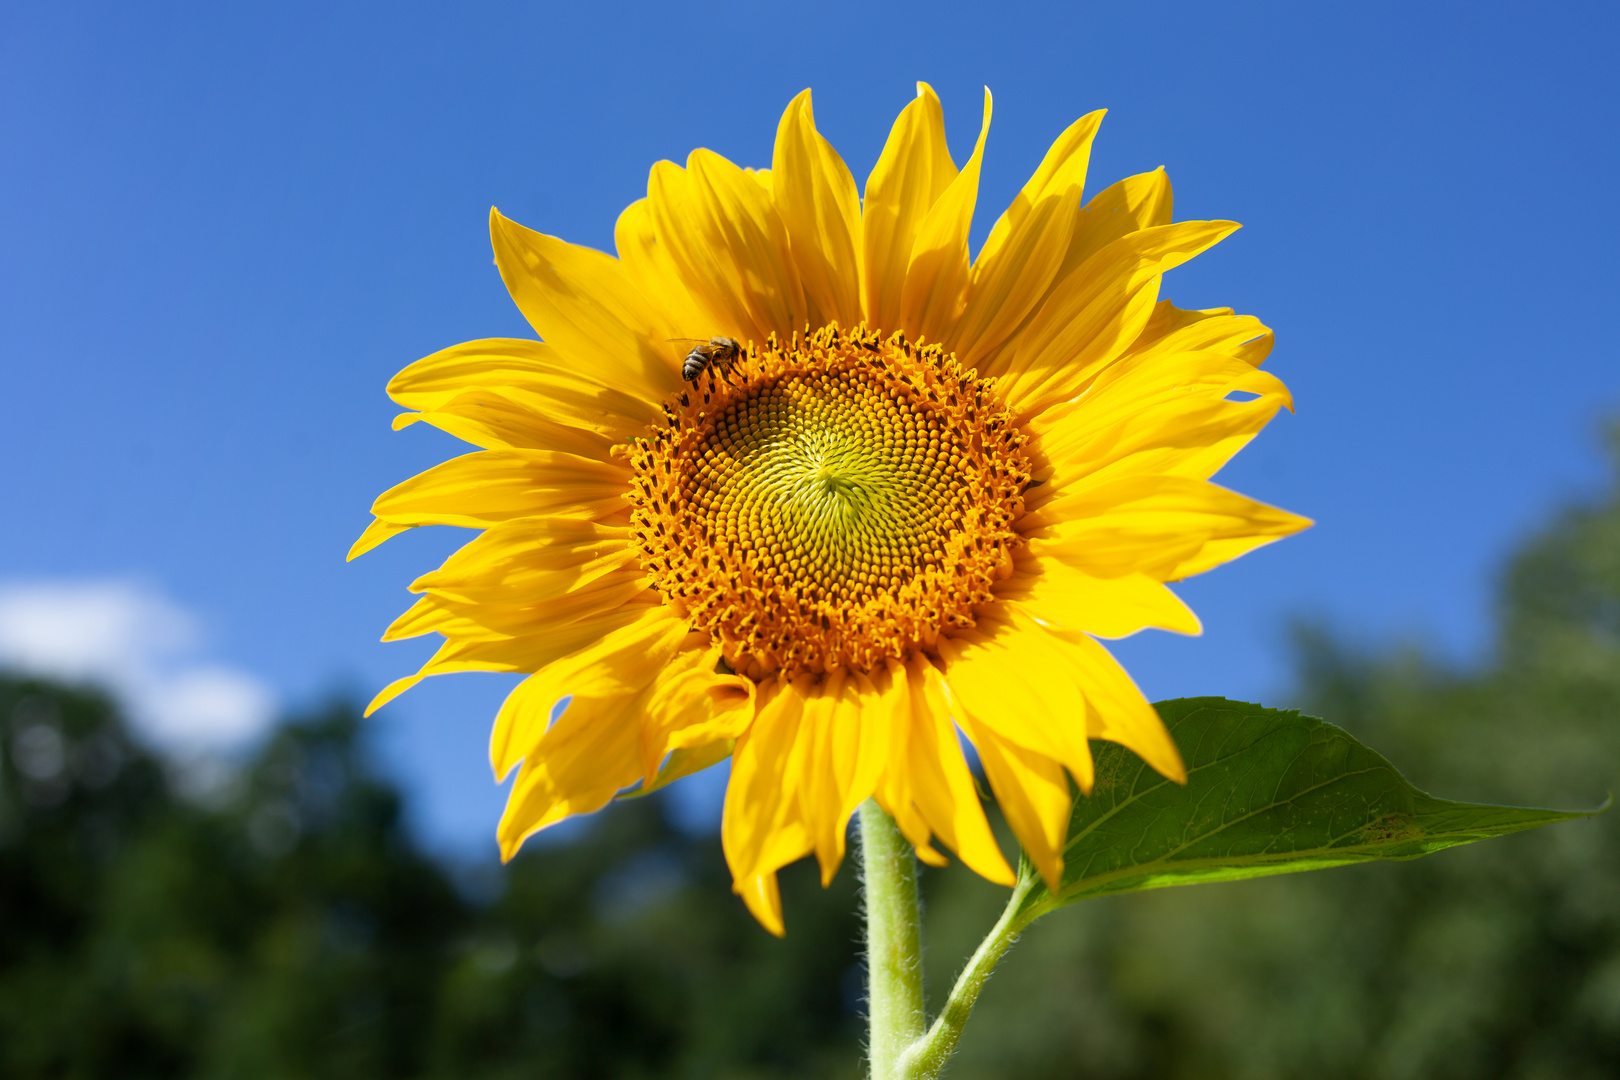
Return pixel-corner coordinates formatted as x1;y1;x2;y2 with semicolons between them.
628;325;1031;680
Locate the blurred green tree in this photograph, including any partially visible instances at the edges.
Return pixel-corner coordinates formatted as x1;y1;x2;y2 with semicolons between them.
0;689;467;1079
0;687;862;1079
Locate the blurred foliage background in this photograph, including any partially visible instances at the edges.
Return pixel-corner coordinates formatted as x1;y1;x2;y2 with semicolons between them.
4;431;1618;1079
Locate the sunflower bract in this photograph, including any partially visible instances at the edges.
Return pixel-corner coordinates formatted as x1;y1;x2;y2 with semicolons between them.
352;84;1310;935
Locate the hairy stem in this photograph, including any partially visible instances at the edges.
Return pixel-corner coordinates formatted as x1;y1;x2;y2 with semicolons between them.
859;800;925;1080
897;873;1038;1080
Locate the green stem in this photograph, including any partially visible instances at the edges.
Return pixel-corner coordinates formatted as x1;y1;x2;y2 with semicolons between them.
896;874;1039;1080
858;800;925;1080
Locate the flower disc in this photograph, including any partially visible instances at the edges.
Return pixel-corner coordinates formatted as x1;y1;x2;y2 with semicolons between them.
628;326;1031;679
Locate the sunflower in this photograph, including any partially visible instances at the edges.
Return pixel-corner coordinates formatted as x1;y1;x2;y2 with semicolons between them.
351;85;1309;934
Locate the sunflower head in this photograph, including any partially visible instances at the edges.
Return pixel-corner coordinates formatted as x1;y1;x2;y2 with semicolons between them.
353;85;1310;934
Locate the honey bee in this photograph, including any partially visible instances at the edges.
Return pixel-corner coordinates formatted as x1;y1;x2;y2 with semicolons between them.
671;336;741;382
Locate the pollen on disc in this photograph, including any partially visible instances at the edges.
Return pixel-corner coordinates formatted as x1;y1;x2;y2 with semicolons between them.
628;326;1031;679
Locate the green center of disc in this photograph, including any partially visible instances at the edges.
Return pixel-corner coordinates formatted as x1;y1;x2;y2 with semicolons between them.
692;367;963;598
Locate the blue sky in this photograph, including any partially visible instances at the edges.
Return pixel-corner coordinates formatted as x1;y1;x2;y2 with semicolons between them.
2;1;1615;853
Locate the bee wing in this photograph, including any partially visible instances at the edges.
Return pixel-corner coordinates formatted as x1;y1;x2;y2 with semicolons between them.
666;337;710;349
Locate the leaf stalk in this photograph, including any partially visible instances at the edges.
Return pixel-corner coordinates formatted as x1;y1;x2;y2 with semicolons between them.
895;869;1038;1080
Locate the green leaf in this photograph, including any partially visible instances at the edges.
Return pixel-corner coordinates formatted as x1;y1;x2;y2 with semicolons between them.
1019;697;1604;918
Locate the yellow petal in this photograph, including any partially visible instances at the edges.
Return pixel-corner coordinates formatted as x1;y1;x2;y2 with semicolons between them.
497;698;643;859
614;197;720;336
636;739;736;798
1059;167;1175;281
384;573;648;645
971;169;1173;388
380;590;610;648
388;338;665;441
951;110;1105;367
995;220;1241;417
488;212;683;399
1049;628;1185;784
873;661;950;868
402;566;649;629
393;391;615;458
861;82;957;334
811;670;894;884
771;89;863;330
488;604;690;781
975;109;1105;269
1028;474;1313;581
896;658;1015;884
938;609;1189;884
348;517;411;560
897;87;992;345
638;639;756;780
1027;349;1293;487
492;608;751;854
799;670;849;883
723;676;816;884
796;671;891;886
1124;299;1274;367
950;186;1082;370
646;150;807;344
736;872;786;937
409;518;636;606
363;673;427;717
1002;560;1201;638
934;624;1096;792
957;717;1070;890
368;450;630;529
367;595;660;716
492;620;750;857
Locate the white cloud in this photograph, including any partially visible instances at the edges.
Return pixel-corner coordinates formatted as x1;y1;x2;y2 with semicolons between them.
0;579;276;752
